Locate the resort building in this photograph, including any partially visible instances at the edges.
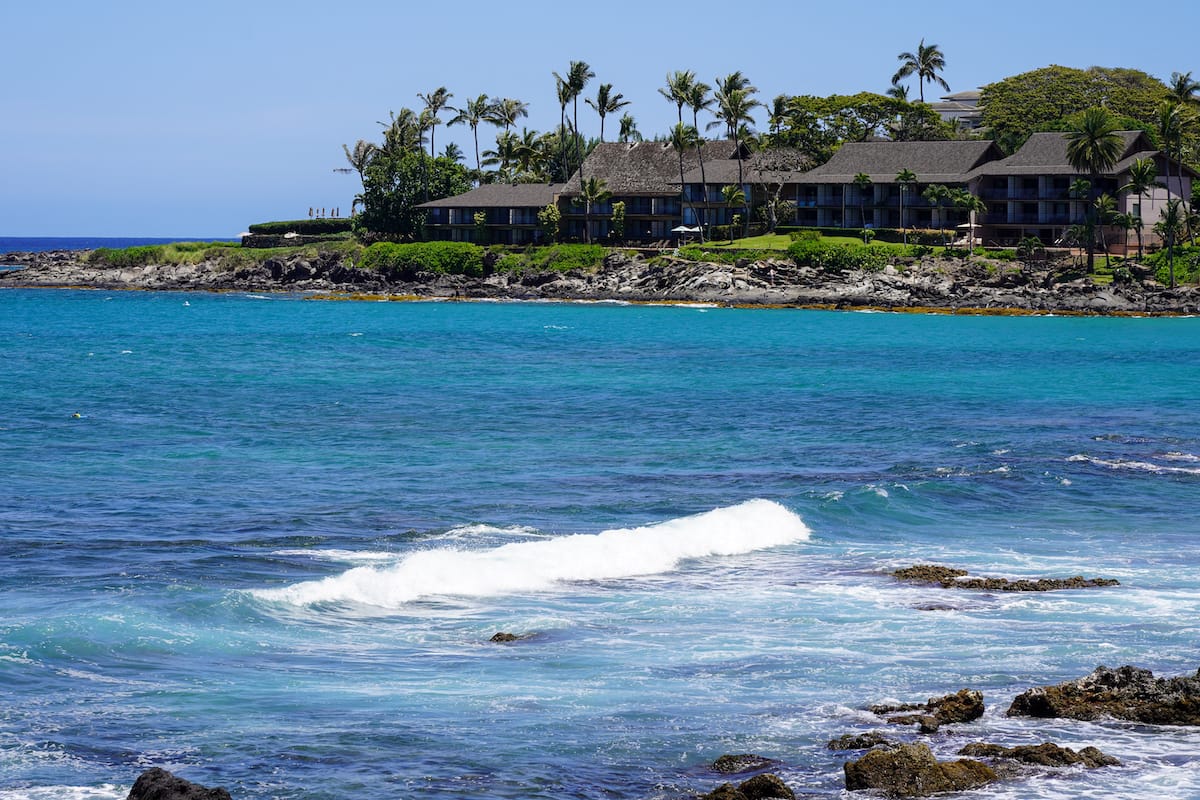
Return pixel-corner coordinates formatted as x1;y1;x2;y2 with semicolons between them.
790;140;1004;232
930;90;984;130
419;131;1193;248
418;183;563;245
970;130;1192;247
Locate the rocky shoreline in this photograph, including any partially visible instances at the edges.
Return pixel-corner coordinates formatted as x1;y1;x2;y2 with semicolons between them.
4;248;1200;314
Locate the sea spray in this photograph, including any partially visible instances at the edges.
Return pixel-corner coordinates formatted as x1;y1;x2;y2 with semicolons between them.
254;499;810;608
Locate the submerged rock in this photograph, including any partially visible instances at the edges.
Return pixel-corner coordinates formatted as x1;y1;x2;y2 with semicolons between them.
843;743;996;796
127;768;232;800
958;741;1120;768
891;564;1119;591
1007;664;1200;725
489;632;527;643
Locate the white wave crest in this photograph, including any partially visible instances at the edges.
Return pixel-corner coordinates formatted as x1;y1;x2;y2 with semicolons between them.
1068;454;1200;475
253;499;809;608
0;788;124;800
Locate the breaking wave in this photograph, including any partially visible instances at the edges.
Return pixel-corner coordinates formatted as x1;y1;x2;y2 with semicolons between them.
253;499;809;608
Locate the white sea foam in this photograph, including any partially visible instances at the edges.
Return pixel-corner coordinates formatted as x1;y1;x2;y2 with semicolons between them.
1068;454;1200;475
272;548;399;564
0;788;124;800
253;499;809;608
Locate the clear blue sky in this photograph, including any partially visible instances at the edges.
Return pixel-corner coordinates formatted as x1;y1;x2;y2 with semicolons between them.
4;0;1197;237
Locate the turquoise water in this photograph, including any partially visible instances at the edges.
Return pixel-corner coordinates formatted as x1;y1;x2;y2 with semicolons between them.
1;290;1198;799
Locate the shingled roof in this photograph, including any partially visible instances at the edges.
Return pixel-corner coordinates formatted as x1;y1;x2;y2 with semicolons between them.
972;131;1158;177
417;183;563;209
680;147;812;185
793;140;1004;184
561;140;740;195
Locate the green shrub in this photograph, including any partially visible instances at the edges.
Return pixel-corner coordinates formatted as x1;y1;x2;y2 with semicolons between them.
358;241;484;279
786;239;889;272
88;245;166;268
247;219;354;236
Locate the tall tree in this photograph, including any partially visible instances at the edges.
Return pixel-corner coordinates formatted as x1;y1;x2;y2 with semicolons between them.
712;77;761;236
669;123;700;237
1066;107;1123;272
488;97;529;134
554;60;595;184
618;112;642;143
923;183;953;244
1121;157;1158;259
892;38;950;103
586;83;631;142
577;176;611;243
378;108;424;157
686;80;713;238
336;140;378;214
1156;198;1186;287
895;168;917;242
720;184;746;243
853;172;872;233
448;94;495;175
951;189;987;246
554;76;572;181
660;70;697;125
417;87;453;165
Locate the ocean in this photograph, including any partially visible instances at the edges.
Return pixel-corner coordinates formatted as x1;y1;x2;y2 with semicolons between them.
1;289;1198;799
0;237;234;255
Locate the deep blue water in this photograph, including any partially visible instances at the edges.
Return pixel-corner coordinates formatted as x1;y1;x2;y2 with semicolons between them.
1;291;1198;799
0;237;233;255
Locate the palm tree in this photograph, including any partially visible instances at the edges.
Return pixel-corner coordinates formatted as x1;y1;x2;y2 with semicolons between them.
1156;198;1186;288
488;98;529;134
417;87;453;164
1170;71;1200;106
669;123;700;237
686;80;714;238
892;38;950;103
1158;100;1184;202
853;172;872;233
952;190;987;246
923;184;952;244
1065;107;1123;273
378;108;424;157
448;94;494;175
553;61;595;182
1120;157;1157;259
577;176;611;243
896;168;917;242
586;83;631;143
336;140;377;214
886;80;910;102
720;184;746;243
1092;193;1118;262
481;131;519;179
618;112;642;143
711;78;761;236
659;70;697;125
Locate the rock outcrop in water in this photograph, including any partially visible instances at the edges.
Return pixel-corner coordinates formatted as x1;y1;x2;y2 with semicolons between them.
127;768;232;800
891;564;1120;591
869;689;985;733
842;743;996;797
700;773;795;800
957;741;1120;768
1007;664;1200;725
4;248;1200;315
710;753;780;774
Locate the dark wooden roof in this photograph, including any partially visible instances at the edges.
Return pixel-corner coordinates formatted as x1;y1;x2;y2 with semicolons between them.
417;183;563;209
561;140;740;195
793;140;1004;184
974;131;1150;176
680;147;812;184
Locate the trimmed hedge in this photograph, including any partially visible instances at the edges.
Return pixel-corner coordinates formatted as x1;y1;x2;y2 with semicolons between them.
247;219;354;235
492;244;606;274
358;241;484;279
